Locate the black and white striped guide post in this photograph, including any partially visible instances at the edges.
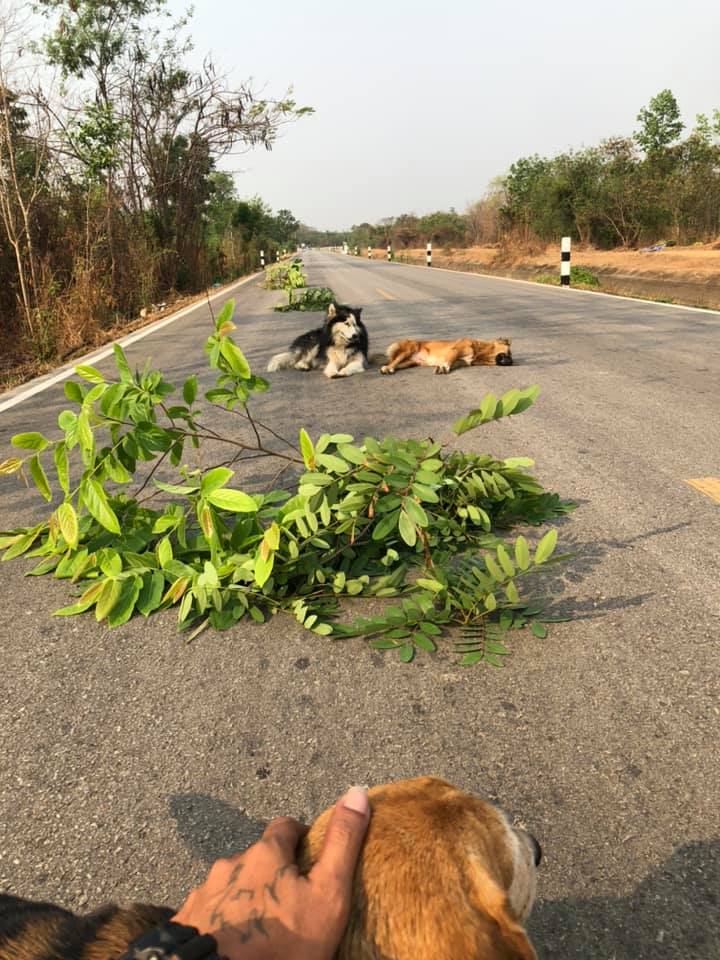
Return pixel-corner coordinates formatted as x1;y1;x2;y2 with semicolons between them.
260;249;265;268
387;243;392;262
426;242;432;267
561;237;571;286
368;246;372;259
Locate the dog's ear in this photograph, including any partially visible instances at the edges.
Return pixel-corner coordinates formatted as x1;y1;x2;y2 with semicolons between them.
355;307;363;318
500;337;512;346
465;861;537;960
326;302;337;319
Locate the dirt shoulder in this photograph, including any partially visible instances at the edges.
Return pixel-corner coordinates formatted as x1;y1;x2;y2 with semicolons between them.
367;243;720;310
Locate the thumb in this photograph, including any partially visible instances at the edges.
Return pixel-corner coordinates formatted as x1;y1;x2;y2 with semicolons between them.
311;786;371;895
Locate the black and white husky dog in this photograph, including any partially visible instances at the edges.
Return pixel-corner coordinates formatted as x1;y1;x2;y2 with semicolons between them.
267;303;369;378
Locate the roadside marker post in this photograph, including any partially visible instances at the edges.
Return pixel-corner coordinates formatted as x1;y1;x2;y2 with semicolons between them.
260;249;265;268
427;241;432;267
368;246;372;259
561;236;571;286
355;245;359;256
387;243;392;262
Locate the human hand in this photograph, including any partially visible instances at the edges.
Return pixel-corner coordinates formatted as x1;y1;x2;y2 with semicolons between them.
171;786;370;960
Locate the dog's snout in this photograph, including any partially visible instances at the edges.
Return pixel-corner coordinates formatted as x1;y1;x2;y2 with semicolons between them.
529;834;542;867
495;352;513;366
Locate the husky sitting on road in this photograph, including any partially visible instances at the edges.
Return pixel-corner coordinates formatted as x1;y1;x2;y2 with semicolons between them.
267;303;369;378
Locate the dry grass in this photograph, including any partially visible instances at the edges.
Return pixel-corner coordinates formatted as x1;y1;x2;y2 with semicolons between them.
0;276;254;393
382;242;720;278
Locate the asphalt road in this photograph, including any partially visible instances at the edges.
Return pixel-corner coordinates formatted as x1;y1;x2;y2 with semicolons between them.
1;251;719;958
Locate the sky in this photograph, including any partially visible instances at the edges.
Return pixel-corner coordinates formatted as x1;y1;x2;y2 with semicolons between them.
170;0;719;230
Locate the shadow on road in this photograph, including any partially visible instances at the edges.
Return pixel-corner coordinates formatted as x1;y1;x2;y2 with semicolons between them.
168;793;266;863
530;838;720;959
530;519;692;620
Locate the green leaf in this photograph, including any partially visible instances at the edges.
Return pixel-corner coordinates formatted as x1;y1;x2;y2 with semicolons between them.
107;576;142;627
515;535;531;571
398;643;415;663
496;544;515;577
156;537;173;568
419;621;442;635
531;622;548;639
299;429;315;469
201;466;234;495
81;477;121;534
398;510;417;547
411;483;439;503
76;410;94;463
11;432;49;451
316;453;349;474
220;339;251;378
53;443;69;495
249;605;265;623
415;578;444;593
485;593;497;611
113;344;133;383
372;511;400;541
370;638;401;650
485;555;504;582
64;381;84;403
137;570;166;616
95;579;123;621
56;502;79;548
458;652;485;667
75;364;105;384
534;528;558;565
254;545;274;587
337;443;366;464
207;488;258;513
404;498;428;527
29;455;52;501
215;299;235;334
413;632;437;652
2;529;41;562
313;623;333;636
183;375;198;405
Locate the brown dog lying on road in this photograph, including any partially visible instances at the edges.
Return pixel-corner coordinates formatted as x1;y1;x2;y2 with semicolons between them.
0;777;540;960
381;337;513;375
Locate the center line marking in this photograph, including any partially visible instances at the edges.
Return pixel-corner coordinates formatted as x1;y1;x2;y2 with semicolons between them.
684;477;720;504
376;287;398;300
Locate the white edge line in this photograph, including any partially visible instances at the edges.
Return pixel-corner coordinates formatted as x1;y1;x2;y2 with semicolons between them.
327;250;720;317
0;273;261;414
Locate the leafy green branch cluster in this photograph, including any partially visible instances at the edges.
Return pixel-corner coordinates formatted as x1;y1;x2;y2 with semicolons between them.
0;301;574;665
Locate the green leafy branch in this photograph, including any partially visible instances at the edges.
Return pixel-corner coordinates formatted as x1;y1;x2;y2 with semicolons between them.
0;300;576;665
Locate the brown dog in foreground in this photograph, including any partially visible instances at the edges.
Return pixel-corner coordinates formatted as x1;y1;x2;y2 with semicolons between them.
300;776;540;959
0;777;539;960
380;337;513;375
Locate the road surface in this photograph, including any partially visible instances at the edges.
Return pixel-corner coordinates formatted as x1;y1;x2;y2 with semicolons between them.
1;251;719;957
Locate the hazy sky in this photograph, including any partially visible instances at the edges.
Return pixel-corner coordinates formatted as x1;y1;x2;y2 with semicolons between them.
170;0;719;230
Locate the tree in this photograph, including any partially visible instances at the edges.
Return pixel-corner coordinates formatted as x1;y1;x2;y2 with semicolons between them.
635;89;684;155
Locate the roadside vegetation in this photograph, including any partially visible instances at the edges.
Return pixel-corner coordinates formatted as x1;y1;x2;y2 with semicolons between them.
305;90;720;255
0;301;574;666
0;0;310;378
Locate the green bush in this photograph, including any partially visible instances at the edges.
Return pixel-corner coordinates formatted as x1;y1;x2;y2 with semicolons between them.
274;287;336;312
0;301;575;666
534;266;600;287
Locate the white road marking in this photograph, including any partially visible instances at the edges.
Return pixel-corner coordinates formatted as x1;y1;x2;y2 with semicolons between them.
0;273;261;414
